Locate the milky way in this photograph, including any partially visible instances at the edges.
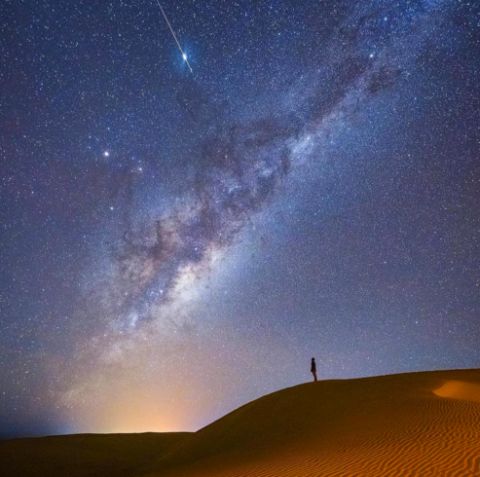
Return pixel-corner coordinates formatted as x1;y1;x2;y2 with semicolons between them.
1;0;479;437
98;0;438;330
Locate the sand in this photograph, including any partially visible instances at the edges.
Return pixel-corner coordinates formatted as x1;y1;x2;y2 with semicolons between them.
2;369;480;476
0;432;190;477
434;379;480;403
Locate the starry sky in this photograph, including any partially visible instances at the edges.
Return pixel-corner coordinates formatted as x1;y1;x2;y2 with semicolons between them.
1;0;479;438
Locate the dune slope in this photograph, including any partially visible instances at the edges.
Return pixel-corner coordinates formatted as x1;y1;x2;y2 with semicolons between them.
144;369;480;477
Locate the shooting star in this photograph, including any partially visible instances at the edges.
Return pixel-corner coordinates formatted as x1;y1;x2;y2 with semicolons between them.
154;0;193;73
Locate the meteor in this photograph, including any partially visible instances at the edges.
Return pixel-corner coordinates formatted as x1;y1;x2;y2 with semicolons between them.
154;0;193;73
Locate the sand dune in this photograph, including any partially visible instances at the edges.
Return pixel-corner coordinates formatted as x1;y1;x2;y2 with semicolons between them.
2;369;480;476
144;369;480;477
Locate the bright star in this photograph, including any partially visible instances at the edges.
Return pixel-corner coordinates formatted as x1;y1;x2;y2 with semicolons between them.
103;150;110;158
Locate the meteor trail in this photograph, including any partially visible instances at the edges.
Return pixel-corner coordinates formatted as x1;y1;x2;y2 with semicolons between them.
154;0;193;73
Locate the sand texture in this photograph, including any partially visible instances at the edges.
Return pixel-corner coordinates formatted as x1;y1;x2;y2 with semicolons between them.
2;369;480;476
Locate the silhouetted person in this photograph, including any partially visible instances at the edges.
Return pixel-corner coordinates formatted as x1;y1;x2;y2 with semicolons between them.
311;357;318;382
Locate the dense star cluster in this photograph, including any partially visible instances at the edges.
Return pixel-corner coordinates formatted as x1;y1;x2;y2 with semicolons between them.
1;0;479;438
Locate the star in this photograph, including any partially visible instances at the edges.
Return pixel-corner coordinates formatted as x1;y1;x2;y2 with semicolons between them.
2;0;478;439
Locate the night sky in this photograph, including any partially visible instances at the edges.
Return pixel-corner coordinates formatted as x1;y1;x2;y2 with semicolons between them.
1;0;480;438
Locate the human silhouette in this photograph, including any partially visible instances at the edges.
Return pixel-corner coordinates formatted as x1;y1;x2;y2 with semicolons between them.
311;357;318;382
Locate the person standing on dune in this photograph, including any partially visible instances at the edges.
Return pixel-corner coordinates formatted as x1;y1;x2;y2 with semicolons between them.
311;357;318;382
